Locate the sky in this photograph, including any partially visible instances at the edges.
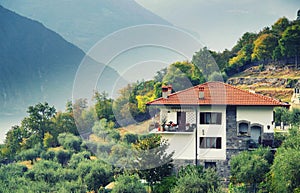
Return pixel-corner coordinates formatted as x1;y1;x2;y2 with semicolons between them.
135;0;300;52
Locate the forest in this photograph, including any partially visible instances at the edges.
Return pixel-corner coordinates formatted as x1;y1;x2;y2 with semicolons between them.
0;16;300;192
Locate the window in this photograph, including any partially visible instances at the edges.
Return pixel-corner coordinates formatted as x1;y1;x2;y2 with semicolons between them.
200;112;222;124
205;162;216;169
237;121;250;136
200;137;221;149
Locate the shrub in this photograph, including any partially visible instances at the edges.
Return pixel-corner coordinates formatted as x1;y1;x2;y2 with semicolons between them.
112;174;147;193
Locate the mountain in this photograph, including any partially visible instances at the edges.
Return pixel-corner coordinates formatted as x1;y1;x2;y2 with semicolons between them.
0;5;120;141
0;0;171;51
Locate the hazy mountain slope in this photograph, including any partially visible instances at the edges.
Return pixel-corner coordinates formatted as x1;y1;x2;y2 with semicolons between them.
0;5;119;116
0;0;171;51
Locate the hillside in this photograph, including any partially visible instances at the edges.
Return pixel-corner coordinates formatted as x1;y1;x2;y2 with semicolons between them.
0;6;120;141
227;64;300;102
0;0;171;51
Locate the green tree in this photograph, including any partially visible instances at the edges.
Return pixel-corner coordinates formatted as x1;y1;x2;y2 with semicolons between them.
53;111;78;136
25;160;61;184
55;150;71;166
72;99;96;134
163;61;204;91
171;165;222;193
94;91;115;122
68;151;91;169
133;134;174;192
3;125;27;159
154;68;167;82
192;47;218;79
274;107;290;126
231;32;257;54
272;17;290;38
268;128;300;192
279;24;300;67
21;102;56;148
209;49;233;71
251;33;278;62
76;160;113;192
123;133;138;144
84;163;113;192
112;174;147;193
289;108;300;127
57;133;82;152
43;132;55;148
230;148;272;192
92;118;115;141
17;145;42;164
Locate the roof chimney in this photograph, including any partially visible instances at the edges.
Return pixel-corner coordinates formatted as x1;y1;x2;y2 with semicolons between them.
162;86;169;99
199;86;204;99
167;85;172;96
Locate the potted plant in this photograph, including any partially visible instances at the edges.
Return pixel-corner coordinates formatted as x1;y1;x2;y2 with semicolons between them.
161;115;167;131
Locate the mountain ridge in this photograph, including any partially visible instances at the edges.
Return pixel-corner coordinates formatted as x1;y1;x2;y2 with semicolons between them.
0;0;172;51
0;5;120;142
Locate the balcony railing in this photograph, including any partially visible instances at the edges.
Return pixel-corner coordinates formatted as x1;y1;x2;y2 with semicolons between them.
149;122;196;133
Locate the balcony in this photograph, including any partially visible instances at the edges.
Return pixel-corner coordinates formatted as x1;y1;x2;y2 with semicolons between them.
149;121;196;134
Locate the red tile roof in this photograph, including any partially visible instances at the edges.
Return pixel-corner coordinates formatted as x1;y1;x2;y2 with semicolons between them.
147;82;289;106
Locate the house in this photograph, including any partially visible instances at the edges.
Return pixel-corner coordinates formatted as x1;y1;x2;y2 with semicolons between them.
146;81;289;178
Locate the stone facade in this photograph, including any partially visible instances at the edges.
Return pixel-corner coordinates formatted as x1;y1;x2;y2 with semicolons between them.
226;106;249;150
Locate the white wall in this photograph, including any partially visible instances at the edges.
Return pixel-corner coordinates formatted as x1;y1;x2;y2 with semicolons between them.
237;106;274;133
162;133;195;160
159;106;227;161
198;106;227;160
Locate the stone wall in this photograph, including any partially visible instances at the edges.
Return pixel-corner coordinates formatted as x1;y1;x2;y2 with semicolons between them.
226;106;249;150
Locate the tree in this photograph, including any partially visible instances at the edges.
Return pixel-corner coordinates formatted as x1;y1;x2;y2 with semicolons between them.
94;91;115;122
251;33;278;62
171;165;222;193
272;17;290;38
154;68;167;82
268;128;300;192
43;132;55;148
289;108;300;127
230;148;272;192
57;133;82;152
192;47;218;79
4;125;27;158
55;150;71;166
72;99;96;134
231;32;257;54
68;151;91;169
53;111;78;137
229;44;253;68
21;102;56;148
279;24;300;67
133;134;174;192
76;160;113;192
112;174;147;193
136;94;155;113
163;61;204;91
209;49;233;71
274;107;290;127
17;145;42;164
122;133;138;144
25;160;61;184
92;118;115;141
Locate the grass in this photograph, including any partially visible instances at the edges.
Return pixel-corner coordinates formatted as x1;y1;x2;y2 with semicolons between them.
118;119;153;136
232;65;300;79
48;146;64;152
230;64;299;103
18;160;33;169
89;134;108;144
